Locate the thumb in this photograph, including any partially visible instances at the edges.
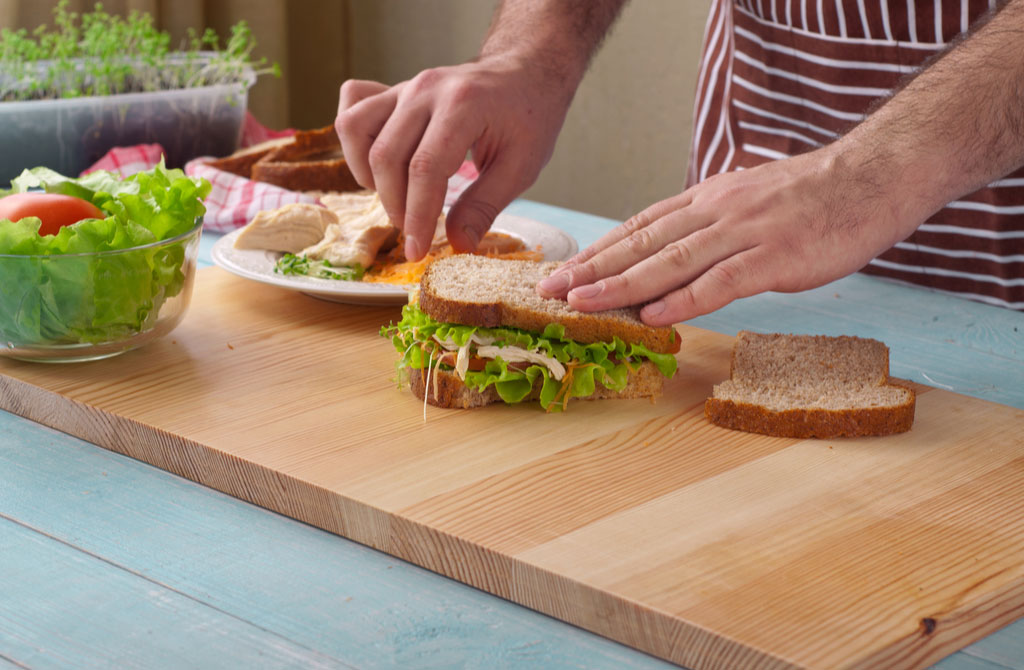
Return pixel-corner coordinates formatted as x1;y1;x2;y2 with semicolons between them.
445;158;525;253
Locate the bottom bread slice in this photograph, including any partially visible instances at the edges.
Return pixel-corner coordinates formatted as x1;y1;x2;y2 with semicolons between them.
704;393;915;439
408;360;666;410
704;331;916;438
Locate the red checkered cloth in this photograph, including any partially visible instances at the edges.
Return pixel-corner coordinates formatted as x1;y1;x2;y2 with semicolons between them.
82;143;166;178
81;112;480;233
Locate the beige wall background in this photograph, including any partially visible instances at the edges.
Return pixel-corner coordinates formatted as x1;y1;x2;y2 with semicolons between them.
1;0;710;221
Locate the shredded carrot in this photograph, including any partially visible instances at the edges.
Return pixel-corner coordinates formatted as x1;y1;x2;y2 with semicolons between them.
560;366;575;412
363;234;543;285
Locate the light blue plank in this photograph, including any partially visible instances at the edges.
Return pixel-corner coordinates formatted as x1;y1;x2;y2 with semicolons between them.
936;652;1017;670
0;410;676;670
0;517;350;670
197;226;219;268
951;634;1024;670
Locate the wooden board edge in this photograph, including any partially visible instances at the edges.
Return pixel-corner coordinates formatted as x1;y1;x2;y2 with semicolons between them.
0;373;390;552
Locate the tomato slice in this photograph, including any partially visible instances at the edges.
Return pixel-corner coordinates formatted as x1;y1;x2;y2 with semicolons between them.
668;328;682;354
0;193;105;236
437;352;487;371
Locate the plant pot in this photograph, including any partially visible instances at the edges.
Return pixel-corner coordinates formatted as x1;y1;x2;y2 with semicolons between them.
0;68;255;185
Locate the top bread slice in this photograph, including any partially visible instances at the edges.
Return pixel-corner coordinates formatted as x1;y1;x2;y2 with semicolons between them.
704;331;915;438
418;255;677;353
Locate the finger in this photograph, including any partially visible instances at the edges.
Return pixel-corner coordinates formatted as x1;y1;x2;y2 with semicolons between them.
570;190;694;266
367;101;433;233
537;201;711;299
566;227;750;311
335;81;399;190
337;79;390;110
402;115;479;261
445;154;525;254
639;249;767;326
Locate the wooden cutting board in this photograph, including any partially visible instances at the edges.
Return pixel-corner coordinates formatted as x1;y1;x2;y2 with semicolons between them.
2;266;1023;670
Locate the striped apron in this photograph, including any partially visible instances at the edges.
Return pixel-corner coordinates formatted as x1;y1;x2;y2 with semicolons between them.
689;0;1024;310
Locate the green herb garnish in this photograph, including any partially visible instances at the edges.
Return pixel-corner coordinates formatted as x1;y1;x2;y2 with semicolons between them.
274;253;364;281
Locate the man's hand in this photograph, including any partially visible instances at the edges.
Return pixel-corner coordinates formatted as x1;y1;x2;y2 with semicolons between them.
537;146;927;326
539;0;1024;326
335;58;571;261
334;0;627;262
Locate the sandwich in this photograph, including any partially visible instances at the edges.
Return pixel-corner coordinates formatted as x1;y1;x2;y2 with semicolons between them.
381;255;680;412
705;331;916;438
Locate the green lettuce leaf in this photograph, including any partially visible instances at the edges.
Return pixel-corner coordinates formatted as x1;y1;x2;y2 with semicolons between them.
0;163;211;345
380;303;678;412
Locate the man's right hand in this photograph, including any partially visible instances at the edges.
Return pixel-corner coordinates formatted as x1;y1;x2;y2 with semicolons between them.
334;57;573;262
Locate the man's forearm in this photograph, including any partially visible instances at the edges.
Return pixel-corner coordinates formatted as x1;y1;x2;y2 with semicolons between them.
478;0;628;93
838;0;1024;222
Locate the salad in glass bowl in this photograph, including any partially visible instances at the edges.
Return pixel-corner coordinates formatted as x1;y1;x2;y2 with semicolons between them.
0;163;210;362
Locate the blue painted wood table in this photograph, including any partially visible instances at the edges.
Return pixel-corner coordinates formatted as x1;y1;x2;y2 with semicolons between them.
1;200;1022;670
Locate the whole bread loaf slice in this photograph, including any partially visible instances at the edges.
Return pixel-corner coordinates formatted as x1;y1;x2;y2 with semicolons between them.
409;360;667;409
204;136;293;178
419;255;677;353
705;331;915;438
206;125;362;193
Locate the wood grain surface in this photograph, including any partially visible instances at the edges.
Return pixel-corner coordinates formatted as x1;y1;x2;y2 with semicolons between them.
2;266;1023;670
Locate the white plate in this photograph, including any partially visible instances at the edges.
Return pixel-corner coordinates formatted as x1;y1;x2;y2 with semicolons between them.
210;213;578;305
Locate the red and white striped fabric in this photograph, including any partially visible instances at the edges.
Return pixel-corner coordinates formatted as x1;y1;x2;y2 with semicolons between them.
690;0;1024;310
82;144;166;178
186;157;481;233
81;113;481;234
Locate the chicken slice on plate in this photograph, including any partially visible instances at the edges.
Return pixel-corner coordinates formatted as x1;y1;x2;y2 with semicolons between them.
301;192;399;269
233;203;338;253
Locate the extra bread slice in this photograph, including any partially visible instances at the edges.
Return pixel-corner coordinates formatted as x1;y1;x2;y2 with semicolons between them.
705;331;915;438
419;255;677;353
408;359;666;409
205;125;361;193
204;136;293;178
250;125;361;193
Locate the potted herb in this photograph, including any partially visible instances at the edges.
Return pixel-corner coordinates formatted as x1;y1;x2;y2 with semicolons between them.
0;1;279;184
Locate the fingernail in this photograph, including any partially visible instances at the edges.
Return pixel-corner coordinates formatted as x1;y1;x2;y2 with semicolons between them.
537;271;571;293
643;300;666;317
461;225;481;250
570;282;603;300
406;236;423;260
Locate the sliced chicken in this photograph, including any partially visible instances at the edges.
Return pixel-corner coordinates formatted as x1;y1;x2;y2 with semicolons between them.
301;193;399;268
234;203;338;253
319;191;377;215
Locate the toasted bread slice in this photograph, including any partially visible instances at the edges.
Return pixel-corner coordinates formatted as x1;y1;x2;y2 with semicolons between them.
419;255;677;353
205;125;362;193
409;360;667;409
704;331;915;438
250;125;361;193
204;136;293;178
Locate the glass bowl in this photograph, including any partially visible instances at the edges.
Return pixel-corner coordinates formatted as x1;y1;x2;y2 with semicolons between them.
0;220;202;363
